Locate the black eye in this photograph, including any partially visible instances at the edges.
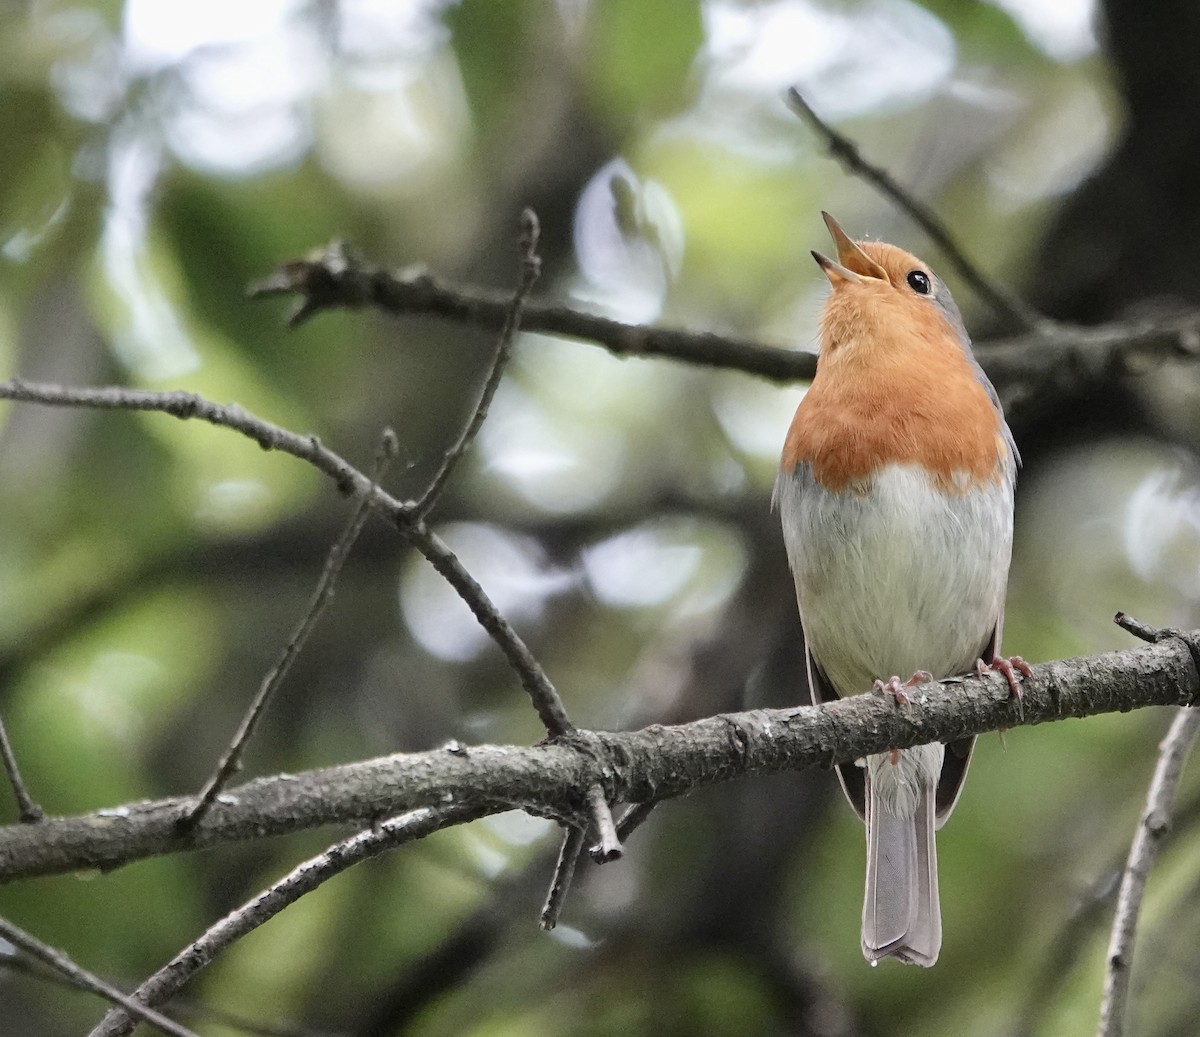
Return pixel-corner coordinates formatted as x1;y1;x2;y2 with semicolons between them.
906;270;931;294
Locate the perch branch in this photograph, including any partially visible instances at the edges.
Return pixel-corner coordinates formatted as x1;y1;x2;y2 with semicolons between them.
0;632;1195;883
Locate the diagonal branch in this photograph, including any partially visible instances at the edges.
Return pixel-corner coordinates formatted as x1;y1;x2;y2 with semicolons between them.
0;631;1195;883
784;86;1045;334
0;713;42;823
411;208;541;519
1098;616;1200;1037
90;804;486;1037
0;916;199;1037
183;429;400;828
0;377;574;738
1098;709;1200;1037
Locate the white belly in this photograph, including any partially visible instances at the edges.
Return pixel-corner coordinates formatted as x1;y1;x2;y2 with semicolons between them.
777;462;1013;697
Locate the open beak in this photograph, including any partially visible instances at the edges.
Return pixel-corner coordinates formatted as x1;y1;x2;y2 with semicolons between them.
812;211;889;286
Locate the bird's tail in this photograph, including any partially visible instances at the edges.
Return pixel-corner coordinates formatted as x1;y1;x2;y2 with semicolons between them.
861;750;942;967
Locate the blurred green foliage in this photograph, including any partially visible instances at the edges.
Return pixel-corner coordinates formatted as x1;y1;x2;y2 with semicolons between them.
0;2;1197;1036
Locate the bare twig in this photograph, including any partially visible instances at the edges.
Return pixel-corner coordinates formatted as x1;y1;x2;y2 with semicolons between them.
0;956;344;1037
1015;787;1200;1037
1098;615;1200;1037
1115;610;1168;644
537;780;621;930
615;800;659;842
90;804;486;1037
403;518;573;735
1098;706;1200;1037
1;634;1196;883
0;713;42;822
785;86;1046;334
539;826;585;931
184;430;400;828
0;916;199;1037
411;209;541;518
586;784;622;863
0;378;574;739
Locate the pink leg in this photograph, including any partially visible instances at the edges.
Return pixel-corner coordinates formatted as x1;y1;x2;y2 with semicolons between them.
976;655;1033;699
871;670;934;706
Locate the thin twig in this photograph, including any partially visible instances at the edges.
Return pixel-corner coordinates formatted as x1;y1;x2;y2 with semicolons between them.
539;826;585;930
0;712;42;822
184;429;400;828
1098;707;1200;1037
0;916;199;1037
1015;788;1200;1037
785;86;1046;334
411;209;541;519
403;518;574;736
0;378;574;739
89;803;486;1037
615;800;659;841
1115;611;1165;644
586;785;622;863
0;955;345;1037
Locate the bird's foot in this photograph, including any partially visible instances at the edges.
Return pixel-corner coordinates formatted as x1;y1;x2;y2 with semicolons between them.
871;670;934;706
974;655;1033;700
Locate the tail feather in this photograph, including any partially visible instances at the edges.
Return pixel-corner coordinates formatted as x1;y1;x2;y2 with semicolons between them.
862;752;942;967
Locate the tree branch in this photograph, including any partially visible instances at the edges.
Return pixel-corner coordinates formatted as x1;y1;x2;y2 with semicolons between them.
0;377;575;739
0;633;1194;882
245;246;1200;413
1097;707;1200;1037
0;916;199;1037
1098;620;1200;1037
90;804;486;1037
247;244;812;382
784;86;1045;334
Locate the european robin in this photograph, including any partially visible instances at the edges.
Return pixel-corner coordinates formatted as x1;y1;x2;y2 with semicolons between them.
776;213;1030;967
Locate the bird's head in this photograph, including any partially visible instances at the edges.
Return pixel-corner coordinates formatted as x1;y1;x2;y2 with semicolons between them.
812;212;971;361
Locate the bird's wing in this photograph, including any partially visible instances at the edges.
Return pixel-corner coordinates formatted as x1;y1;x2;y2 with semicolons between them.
932;621;1002;826
805;639;867;821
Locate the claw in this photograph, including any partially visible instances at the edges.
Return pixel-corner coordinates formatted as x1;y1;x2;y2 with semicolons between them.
871;670;933;706
873;675;908;705
979;655;1032;700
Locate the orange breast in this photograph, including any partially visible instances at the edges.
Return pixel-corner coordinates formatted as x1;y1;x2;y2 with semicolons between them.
782;298;1007;494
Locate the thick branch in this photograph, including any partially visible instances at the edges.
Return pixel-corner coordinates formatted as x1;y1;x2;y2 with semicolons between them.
248;245;813;381
0;634;1194;882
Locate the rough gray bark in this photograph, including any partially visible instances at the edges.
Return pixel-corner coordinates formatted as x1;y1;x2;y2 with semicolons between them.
1;632;1194;883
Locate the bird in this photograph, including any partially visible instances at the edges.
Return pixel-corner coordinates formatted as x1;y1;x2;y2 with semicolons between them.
775;212;1030;967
